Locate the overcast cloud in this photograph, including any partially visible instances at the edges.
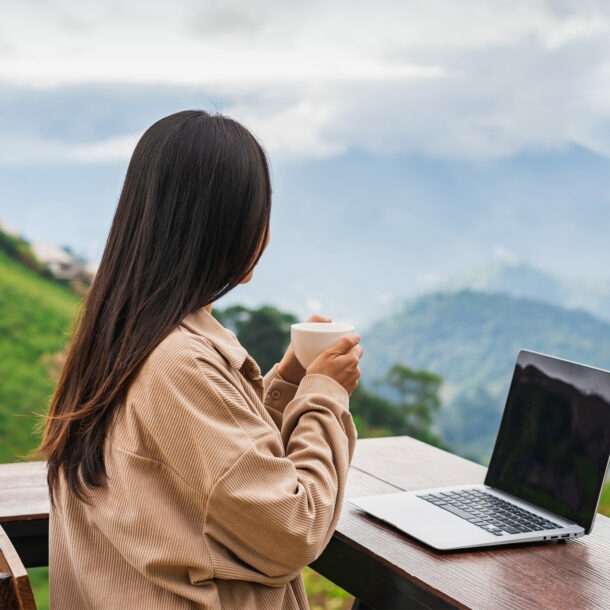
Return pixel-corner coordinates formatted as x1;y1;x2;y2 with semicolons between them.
1;0;610;162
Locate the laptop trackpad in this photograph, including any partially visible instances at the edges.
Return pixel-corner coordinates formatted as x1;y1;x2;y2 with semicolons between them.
350;492;497;551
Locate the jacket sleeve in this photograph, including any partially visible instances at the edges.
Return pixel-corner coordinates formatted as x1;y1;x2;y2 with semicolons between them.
261;364;300;429
204;373;357;581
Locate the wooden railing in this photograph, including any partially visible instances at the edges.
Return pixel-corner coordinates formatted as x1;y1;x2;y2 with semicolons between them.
0;461;48;568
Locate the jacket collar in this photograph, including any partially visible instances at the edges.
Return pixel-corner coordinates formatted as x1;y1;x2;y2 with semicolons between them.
180;307;261;380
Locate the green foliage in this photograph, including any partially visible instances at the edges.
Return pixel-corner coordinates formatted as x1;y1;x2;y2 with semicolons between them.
28;567;49;610
214;304;297;374
599;482;610;517
0;249;79;463
349;384;410;438
440;386;502;464
385;364;442;432
303;567;353;610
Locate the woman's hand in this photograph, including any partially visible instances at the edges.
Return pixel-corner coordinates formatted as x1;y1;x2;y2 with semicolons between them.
307;334;363;396
276;315;332;385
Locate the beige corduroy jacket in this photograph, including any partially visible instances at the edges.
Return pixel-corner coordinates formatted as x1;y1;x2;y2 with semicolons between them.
50;308;357;609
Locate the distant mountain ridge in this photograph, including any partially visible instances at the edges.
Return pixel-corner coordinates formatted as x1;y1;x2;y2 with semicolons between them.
418;261;610;324
361;289;610;463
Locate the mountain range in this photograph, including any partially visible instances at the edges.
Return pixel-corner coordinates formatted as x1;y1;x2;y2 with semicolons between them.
361;288;610;463
420;261;610;325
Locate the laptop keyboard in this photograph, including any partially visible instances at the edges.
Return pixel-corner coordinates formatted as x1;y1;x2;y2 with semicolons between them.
417;489;562;536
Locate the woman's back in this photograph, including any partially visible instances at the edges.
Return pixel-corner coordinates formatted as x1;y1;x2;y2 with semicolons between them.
50;308;355;609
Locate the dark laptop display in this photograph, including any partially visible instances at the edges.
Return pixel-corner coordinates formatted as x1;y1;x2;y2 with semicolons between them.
486;350;610;533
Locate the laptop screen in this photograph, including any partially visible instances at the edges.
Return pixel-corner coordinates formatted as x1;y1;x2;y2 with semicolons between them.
485;350;610;533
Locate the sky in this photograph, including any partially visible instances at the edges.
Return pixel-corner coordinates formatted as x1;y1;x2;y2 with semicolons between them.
3;1;610;161
2;1;610;324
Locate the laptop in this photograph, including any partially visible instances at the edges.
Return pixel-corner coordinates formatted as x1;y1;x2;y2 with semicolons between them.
349;349;610;551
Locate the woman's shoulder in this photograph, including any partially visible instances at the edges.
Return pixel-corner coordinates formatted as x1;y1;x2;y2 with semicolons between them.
143;323;219;378
140;309;249;382
122;324;237;431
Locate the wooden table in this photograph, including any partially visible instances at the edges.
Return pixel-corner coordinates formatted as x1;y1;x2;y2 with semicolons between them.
314;436;610;610
2;437;610;609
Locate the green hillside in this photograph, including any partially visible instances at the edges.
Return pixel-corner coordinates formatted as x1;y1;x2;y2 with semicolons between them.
0;249;79;462
362;290;610;462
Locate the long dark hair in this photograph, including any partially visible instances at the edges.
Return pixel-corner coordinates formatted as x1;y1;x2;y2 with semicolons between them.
39;110;272;503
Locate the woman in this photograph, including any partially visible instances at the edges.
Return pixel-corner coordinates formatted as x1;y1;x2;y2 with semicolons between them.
39;110;362;609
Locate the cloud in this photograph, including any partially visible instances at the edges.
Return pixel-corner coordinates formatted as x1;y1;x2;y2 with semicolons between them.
1;1;610;161
185;4;268;38
492;246;521;265
227;99;346;159
0;133;140;165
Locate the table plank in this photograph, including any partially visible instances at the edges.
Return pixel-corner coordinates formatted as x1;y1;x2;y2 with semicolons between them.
350;435;486;489
0;462;49;521
0;461;49;566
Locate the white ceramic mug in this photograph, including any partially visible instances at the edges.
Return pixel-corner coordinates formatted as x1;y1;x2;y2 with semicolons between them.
290;322;355;368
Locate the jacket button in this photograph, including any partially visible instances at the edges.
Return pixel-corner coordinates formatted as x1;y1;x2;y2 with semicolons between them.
270;390;281;400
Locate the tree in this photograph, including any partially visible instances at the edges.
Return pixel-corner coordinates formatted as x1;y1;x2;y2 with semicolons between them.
440;385;503;464
213;304;297;374
349;385;411;438
382;364;445;445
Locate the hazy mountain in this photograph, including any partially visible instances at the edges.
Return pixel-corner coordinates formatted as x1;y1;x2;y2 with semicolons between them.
361;290;610;463
421;261;610;324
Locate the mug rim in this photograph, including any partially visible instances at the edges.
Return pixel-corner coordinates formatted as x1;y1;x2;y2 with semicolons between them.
291;322;354;332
